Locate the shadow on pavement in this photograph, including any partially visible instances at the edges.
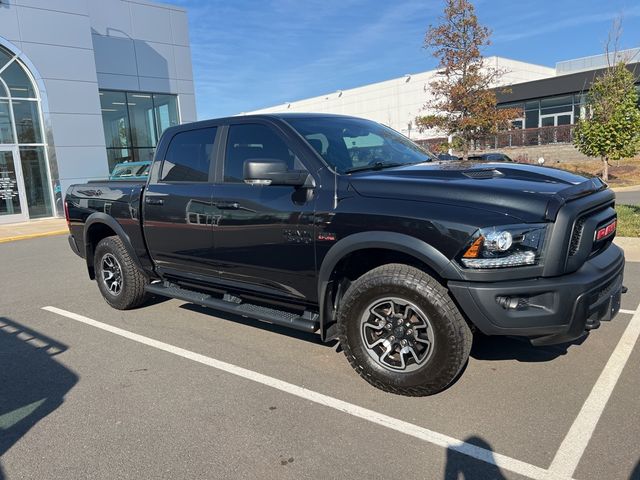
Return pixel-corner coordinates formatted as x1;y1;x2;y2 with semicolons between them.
143;294;171;308
444;436;507;480
471;332;586;362
0;318;78;480
179;303;589;362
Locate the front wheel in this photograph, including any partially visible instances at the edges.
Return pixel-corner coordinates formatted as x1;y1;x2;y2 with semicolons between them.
337;264;472;396
94;236;150;310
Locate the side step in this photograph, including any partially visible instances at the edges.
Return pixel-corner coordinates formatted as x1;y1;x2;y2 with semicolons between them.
145;282;319;333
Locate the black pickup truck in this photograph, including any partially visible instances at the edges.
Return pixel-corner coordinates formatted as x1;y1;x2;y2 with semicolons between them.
65;113;625;396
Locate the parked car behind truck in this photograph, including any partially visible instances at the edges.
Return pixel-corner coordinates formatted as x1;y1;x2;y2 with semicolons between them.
109;161;151;181
65;113;625;396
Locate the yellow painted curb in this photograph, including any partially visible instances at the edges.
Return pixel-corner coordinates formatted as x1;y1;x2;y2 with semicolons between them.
0;229;69;244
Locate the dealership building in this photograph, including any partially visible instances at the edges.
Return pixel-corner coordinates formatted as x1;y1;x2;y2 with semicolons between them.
0;0;196;224
247;49;640;160
246;57;555;139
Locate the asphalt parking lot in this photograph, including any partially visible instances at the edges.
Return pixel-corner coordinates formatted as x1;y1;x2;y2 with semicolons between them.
1;235;639;480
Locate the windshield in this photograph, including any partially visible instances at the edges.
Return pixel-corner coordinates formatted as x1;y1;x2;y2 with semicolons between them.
285;117;436;173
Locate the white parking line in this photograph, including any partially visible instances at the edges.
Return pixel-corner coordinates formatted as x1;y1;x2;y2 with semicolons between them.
619;309;636;315
43;306;567;480
549;303;640;478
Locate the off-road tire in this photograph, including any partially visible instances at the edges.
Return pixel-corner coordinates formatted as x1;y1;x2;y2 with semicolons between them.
94;235;149;310
337;263;472;396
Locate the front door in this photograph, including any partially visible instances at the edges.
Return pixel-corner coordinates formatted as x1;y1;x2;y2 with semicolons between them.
0;146;28;224
540;113;572;127
211;122;317;301
540;113;573;143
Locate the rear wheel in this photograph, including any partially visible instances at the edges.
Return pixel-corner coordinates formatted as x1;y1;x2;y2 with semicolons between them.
94;236;149;310
337;264;472;396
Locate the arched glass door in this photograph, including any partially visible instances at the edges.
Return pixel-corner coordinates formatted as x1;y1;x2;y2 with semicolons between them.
0;45;52;224
0;146;28;222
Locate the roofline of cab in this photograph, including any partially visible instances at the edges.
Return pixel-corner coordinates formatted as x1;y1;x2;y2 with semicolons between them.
164;112;368;132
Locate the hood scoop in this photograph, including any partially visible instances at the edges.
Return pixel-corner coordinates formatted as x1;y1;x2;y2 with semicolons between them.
462;168;504;179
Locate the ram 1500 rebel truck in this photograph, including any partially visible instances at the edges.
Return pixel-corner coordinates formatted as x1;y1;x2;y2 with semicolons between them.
65;113;625;396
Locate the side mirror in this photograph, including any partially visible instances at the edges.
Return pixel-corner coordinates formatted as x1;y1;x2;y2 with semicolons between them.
243;158;311;187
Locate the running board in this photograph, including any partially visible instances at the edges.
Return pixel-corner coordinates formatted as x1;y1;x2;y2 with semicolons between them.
145;282;319;333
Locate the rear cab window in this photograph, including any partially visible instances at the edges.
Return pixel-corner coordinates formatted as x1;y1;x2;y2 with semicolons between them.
161;127;217;182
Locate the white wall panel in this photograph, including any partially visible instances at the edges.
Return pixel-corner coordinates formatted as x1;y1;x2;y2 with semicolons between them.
0;7;22;42
130;2;173;44
43;79;101;115
88;0;133;37
49;113;106;147
96;72;140;91
14;0;89;14
134;40;176;79
92;34;138;77
17;8;92;49
20;43;98;82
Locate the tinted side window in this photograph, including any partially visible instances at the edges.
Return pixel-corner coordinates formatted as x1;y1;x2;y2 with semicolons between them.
225;124;300;183
161;127;217;182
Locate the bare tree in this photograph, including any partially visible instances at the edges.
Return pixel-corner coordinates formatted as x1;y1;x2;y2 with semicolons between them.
416;0;520;159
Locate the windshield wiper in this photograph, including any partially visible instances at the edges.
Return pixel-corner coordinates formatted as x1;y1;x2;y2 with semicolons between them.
344;162;407;174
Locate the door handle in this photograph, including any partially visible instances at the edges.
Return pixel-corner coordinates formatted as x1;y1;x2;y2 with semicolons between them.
145;197;164;206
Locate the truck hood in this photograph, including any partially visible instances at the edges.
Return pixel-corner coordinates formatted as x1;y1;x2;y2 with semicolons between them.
347;162;607;222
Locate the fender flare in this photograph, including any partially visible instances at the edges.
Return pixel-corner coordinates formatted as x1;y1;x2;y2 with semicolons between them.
83;213;144;278
317;231;461;340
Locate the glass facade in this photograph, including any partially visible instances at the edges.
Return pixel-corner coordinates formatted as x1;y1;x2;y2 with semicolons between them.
100;90;179;172
0;45;52;221
499;93;586;129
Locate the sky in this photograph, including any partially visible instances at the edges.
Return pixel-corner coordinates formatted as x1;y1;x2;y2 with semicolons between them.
164;0;640;120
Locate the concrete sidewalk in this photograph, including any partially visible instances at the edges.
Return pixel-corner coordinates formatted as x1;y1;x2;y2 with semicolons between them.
615;237;640;262
612;185;640;192
0;218;68;243
613;185;640;206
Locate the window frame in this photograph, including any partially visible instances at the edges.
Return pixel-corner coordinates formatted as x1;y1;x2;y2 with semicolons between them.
100;89;181;172
158;125;221;184
217;120;311;185
0;47;55;219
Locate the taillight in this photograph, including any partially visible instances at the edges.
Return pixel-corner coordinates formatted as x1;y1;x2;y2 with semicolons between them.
64;200;70;227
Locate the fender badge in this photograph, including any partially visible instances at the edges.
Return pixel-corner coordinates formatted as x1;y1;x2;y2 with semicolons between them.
318;233;336;241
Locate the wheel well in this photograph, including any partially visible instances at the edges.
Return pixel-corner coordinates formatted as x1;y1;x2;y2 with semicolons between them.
331;248;441;286
322;248;444;339
85;223;117;279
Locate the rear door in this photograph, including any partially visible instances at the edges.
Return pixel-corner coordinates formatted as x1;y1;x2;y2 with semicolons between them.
143;126;220;278
209;120;317;301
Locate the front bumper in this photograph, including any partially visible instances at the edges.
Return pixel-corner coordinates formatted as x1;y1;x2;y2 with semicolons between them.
449;243;625;345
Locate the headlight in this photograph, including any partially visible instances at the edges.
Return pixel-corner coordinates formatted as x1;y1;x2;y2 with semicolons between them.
459;224;547;269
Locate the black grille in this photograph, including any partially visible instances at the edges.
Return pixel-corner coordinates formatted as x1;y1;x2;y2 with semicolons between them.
569;216;586;257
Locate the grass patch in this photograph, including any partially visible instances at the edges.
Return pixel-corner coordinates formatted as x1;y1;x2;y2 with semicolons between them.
553;158;640;187
616;204;640;237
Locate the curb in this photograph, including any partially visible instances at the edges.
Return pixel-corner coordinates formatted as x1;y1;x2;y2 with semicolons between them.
0;229;69;244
